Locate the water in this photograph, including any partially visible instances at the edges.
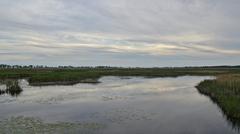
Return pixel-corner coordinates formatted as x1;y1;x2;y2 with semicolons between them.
0;76;239;134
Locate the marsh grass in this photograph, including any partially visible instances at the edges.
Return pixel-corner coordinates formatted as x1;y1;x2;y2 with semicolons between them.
0;80;22;97
1;67;239;86
196;74;240;128
0;89;5;95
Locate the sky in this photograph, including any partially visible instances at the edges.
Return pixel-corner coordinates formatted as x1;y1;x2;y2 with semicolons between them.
0;0;240;67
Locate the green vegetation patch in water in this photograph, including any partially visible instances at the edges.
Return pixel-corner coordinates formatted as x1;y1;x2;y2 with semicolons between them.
0;80;23;97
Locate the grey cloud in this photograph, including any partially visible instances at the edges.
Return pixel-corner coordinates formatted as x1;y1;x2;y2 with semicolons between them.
0;0;240;66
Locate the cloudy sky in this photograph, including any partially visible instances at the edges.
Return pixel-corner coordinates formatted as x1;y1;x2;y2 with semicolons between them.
0;0;240;67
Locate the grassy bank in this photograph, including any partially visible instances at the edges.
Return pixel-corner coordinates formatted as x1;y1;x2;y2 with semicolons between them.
1;67;240;85
196;74;240;127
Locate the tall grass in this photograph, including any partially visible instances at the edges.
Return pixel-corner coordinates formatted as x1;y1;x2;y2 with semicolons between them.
196;74;240;127
0;80;22;97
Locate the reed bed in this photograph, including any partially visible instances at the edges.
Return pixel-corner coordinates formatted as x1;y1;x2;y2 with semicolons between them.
196;74;240;127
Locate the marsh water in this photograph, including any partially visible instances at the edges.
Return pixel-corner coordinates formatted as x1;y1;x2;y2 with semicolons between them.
0;76;239;134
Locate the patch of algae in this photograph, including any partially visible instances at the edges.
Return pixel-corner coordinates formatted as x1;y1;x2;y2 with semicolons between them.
0;116;105;134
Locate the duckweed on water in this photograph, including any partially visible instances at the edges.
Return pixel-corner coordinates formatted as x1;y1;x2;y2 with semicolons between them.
0;116;105;134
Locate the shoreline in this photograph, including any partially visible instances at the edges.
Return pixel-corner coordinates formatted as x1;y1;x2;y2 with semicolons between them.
196;74;240;127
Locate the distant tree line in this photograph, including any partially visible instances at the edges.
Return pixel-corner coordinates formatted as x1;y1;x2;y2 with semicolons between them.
0;64;239;69
0;64;49;69
0;64;126;69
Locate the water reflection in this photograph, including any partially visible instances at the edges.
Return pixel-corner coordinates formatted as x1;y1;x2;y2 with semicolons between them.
204;96;240;131
196;86;240;131
227;116;240;132
0;76;239;134
0;80;23;97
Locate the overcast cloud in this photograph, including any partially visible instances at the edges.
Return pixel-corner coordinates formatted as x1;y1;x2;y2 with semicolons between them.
0;0;240;67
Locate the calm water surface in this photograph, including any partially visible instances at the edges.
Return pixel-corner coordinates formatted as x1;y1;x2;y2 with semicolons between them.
0;76;239;134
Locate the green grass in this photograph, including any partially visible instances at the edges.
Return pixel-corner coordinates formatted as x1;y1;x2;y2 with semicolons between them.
1;67;239;85
196;74;240;127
